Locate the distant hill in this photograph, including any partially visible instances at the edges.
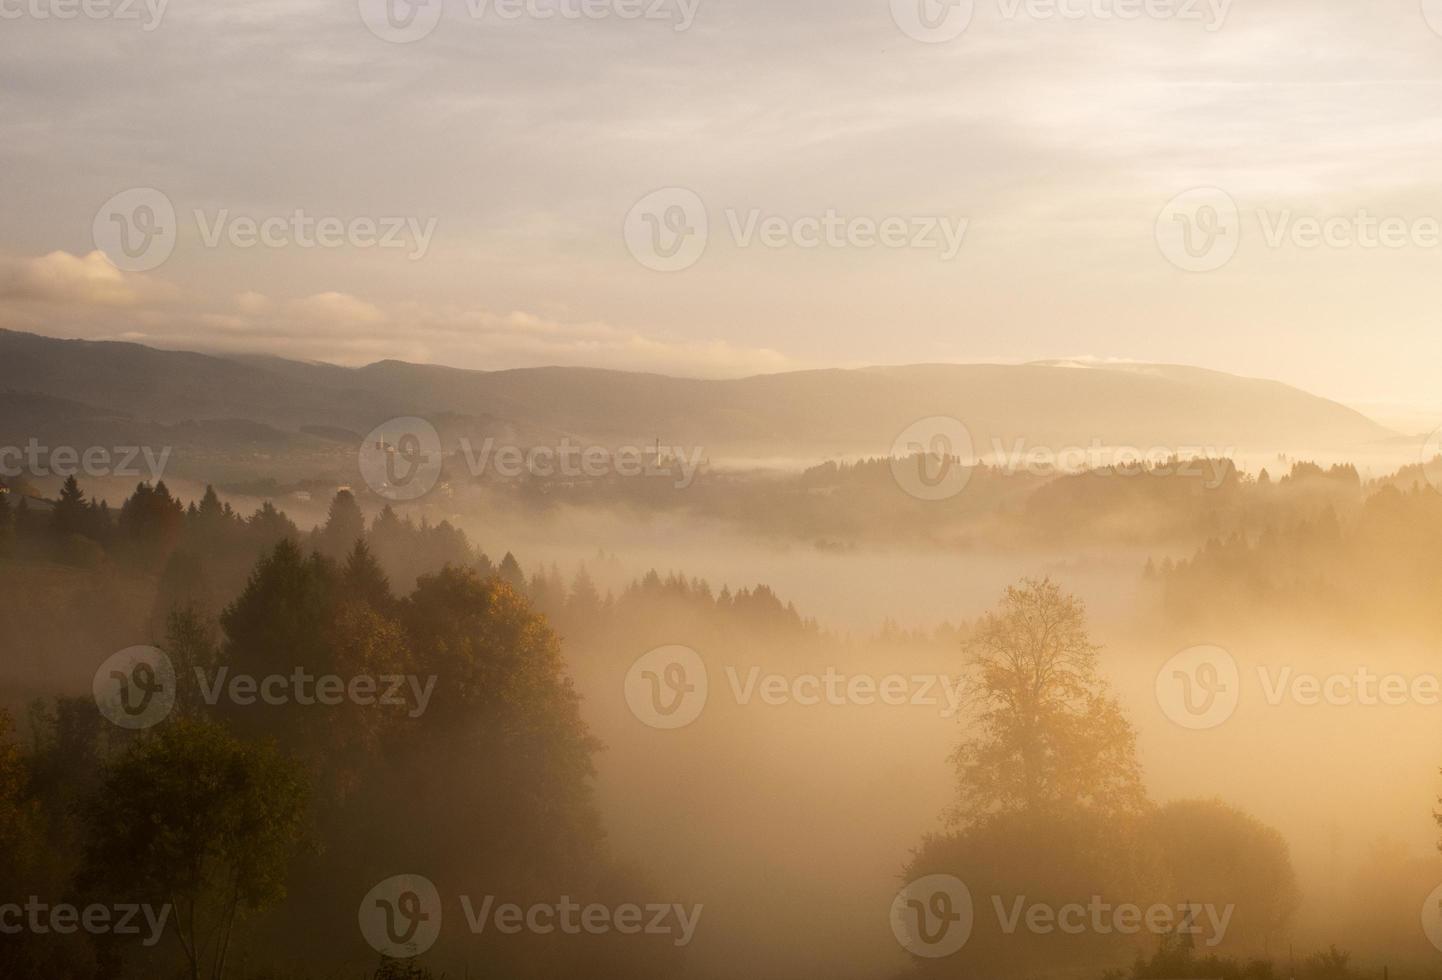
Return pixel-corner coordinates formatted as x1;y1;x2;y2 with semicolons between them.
0;330;1396;461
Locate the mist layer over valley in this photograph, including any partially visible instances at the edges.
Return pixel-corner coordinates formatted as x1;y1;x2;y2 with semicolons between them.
1;333;1440;979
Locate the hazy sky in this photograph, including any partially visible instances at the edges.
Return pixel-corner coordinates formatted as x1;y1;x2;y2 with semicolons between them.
3;0;1442;420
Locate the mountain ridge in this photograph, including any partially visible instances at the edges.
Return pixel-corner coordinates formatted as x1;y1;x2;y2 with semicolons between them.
0;330;1397;459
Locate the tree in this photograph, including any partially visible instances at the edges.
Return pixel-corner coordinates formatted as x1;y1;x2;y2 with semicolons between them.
81;720;308;980
164;606;221;721
246;501;298;552
567;564;602;622
341;539;393;613
316;490;365;558
0;708;33;867
119;481;185;567
498;551;525;590
0;489;12;557
50;475;87;540
219;539;336;685
397;567;602;873
949;578;1145;827
1144;799;1300;952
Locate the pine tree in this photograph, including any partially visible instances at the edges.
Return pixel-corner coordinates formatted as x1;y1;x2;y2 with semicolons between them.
0;490;11;557
317;490;366;558
341;540;393;612
498;552;525;590
567;564;602;621
50;475;87;540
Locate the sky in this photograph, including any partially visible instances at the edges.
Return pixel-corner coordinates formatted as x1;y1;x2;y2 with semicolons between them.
2;0;1442;424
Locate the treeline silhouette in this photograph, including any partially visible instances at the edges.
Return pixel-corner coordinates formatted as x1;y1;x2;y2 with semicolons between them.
0;480;711;979
1152;477;1442;634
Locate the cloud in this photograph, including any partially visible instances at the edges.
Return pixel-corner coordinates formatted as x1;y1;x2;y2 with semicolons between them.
0;251;149;307
284;291;386;327
0;256;792;378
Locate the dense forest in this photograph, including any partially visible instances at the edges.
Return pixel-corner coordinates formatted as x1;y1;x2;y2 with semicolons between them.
1;463;1437;977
